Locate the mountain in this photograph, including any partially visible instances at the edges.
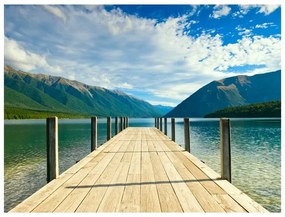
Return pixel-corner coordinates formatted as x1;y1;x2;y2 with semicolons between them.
4;65;163;118
153;105;174;116
205;101;281;118
166;70;281;117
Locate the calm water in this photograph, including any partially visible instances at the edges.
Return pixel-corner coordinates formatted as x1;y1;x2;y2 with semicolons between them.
4;118;281;212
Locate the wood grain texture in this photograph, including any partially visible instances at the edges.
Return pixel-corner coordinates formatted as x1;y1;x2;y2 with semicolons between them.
9;127;268;213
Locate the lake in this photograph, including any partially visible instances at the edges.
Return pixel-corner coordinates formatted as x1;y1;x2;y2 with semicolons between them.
4;118;281;212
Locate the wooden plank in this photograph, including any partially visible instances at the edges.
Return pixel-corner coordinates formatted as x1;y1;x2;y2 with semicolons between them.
213;194;247;212
156;148;204;212
75;153;124;212
165;143;226;195
97;139;134;212
119;174;141;212
214;179;269;213
158;139;226;212
53;172;101;212
75;141;126;212
11;127;268;213
97;163;130;212
148;140;183;212
32;166;95;212
140;140;161;212
119;139;141;212
62;136;120;175
10;138;120;212
9;173;73;212
162;137;268;213
53;150;113;212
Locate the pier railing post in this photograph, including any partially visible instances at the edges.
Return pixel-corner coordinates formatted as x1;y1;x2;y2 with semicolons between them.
120;117;123;131
107;117;112;141
123;117;125;130
164;118;167;135
127;117;129;128
171;118;175;142
47;116;59;182
160;117;163;132
220;118;232;182
155;118;157;128
124;117;127;129
184;118;190;152
115;117;118;134
91;117;97;151
156;118;159;129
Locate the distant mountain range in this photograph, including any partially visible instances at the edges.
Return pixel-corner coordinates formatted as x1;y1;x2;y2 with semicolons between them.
166;70;281;117
4;65;170;118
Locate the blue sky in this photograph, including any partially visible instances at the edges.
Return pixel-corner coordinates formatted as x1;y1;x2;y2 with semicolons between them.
4;3;281;106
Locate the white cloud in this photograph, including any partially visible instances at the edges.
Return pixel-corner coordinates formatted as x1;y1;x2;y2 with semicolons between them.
147;100;176;107
42;5;67;23
4;36;62;73
211;5;231;19
255;22;275;29
117;82;134;90
234;5;280;17
258;5;280;15
4;6;281;106
235;25;253;36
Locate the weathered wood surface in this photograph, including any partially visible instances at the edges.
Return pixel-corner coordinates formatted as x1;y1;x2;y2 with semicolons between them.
10;128;268;213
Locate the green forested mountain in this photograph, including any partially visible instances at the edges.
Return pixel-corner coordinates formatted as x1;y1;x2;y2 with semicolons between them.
205;101;281;118
166;70;281;117
4;65;163;119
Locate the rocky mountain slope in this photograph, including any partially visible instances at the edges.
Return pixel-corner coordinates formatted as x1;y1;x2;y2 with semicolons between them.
4;65;163;117
166;70;281;117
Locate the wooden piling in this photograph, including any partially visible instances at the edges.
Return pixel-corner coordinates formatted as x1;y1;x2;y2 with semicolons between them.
46;117;58;182
184;118;190;152
164;118;167;135
220;118;231;182
124;117;127;129
122;117;125;130
155;118;157;128
107;117;112;141
160;117;163;131
91;117;97;151
171;118;175;142
120;117;123;131
115;117;118;134
156;118;159;129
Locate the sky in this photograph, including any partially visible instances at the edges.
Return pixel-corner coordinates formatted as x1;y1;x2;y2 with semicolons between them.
3;2;282;107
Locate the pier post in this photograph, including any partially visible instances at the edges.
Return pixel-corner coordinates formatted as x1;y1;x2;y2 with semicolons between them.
127;117;129;128
160;117;163;132
220;118;231;182
47;117;59;182
115;117;118;134
171;118;175;142
155;118;157;128
120;117;123;131
107;117;112;141
156;118;159;129
184;118;190;152
164;118;167;135
91;117;97;151
124;117;127;129
123;117;125;130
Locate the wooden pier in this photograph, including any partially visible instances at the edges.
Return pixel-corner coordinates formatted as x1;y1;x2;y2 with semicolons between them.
10;127;268;213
